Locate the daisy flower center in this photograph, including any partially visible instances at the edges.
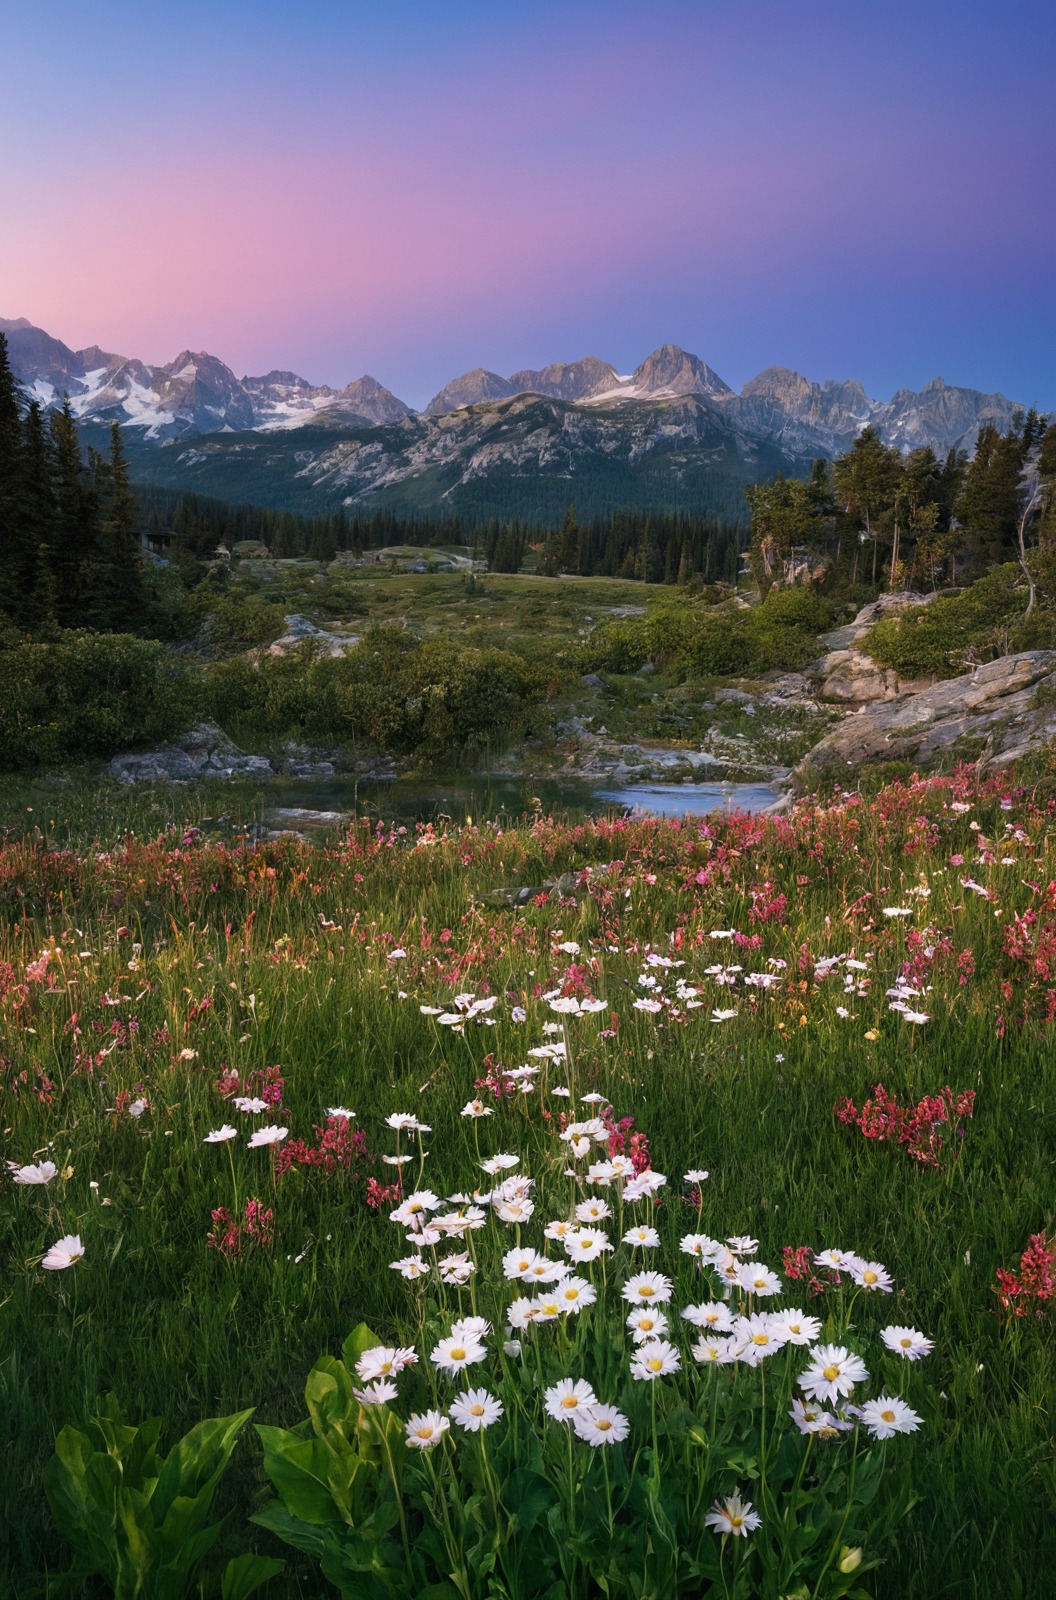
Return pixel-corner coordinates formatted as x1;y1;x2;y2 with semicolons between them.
751;1334;769;1345
470;1404;484;1416
730;1516;743;1529
450;1347;466;1361
416;1427;433;1440
823;1364;840;1381
639;1286;655;1297
864;1271;878;1284
881;1409;896;1423
647;1358;662;1371
561;1395;579;1409
900;1337;912;1348
596;1420;612;1431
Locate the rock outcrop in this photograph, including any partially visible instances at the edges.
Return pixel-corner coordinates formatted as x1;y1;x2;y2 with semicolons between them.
798;652;1056;775
110;724;274;784
818;649;902;704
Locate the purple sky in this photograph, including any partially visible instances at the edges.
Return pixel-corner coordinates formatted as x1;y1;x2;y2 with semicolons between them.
2;1;1053;409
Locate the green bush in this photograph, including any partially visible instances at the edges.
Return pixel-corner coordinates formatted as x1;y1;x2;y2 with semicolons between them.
582;588;832;680
0;631;193;771
204;629;555;757
862;566;1036;678
195;587;288;648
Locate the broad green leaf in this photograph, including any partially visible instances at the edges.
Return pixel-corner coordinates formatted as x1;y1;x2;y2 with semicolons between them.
250;1499;334;1559
341;1323;384;1372
220;1553;286;1600
256;1425;346;1525
151;1408;254;1526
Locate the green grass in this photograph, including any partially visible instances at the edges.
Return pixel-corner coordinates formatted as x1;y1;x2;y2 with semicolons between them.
1;771;1054;1595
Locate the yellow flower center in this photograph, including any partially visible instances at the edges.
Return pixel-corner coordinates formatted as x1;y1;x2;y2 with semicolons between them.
881;1409;896;1423
451;1347;466;1361
596;1419;612;1431
640;1316;655;1330
647;1358;662;1371
864;1270;878;1284
823;1364;840;1381
416;1428;433;1440
730;1516;743;1529
561;1395;579;1409
751;1333;769;1346
470;1403;484;1416
639;1285;655;1297
900;1337;912;1348
379;1361;392;1374
565;1288;579;1300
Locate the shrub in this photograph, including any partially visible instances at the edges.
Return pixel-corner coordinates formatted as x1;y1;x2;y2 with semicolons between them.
862;567;1032;679
0;630;193;771
582;590;831;681
204;630;555;758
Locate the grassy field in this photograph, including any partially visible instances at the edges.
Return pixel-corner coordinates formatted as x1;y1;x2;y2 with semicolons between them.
1;770;1054;1596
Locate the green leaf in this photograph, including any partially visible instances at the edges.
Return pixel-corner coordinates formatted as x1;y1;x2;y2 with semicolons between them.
220;1553;285;1600
151;1408;254;1528
256;1424;348;1525
341;1323;384;1372
250;1499;334;1560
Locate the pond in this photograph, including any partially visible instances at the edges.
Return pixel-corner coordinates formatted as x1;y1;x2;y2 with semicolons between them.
262;773;780;831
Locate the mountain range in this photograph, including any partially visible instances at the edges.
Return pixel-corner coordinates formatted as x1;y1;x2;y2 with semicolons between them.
2;317;1028;523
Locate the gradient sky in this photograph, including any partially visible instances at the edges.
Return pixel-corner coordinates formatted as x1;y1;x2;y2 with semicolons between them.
3;1;1054;410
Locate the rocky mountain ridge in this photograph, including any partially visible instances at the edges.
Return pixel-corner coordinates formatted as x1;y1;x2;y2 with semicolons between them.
3;317;1026;460
0;318;411;438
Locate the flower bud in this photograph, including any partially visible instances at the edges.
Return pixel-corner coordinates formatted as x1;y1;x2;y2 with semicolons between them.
838;1546;863;1574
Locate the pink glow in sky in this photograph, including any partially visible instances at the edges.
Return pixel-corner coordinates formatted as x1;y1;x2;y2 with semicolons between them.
2;2;1053;409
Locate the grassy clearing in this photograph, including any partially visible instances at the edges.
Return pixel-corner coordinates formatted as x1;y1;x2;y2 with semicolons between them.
1;770;1054;1595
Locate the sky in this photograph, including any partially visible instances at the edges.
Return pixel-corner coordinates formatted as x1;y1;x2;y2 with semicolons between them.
2;1;1054;411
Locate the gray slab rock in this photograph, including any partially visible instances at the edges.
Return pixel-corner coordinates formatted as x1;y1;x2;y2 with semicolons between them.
798;651;1056;774
110;723;275;784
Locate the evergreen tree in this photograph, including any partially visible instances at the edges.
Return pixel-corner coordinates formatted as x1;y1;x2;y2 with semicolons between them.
0;331;31;625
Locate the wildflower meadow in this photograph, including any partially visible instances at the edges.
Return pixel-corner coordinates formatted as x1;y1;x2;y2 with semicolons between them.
2;768;1055;1597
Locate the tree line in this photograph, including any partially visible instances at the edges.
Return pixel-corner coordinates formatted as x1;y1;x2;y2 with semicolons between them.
0;333;145;632
745;416;1056;598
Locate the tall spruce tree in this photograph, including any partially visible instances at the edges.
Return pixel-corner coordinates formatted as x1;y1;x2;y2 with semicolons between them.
0;331;33;626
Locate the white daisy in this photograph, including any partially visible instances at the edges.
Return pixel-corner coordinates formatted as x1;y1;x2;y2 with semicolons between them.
449;1388;504;1432
880;1325;933;1361
405;1410;449;1449
544;1378;597;1423
858;1396;923;1440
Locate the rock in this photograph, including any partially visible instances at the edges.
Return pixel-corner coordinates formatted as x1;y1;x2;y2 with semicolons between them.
579;672;605;689
818;590;941;650
110;723;275;784
713;687;754;705
798;651;1056;775
818;649;902;704
287;760;336;778
266;617;360;658
637;662;655;676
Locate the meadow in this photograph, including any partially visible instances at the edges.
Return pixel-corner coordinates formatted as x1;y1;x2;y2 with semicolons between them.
1;767;1054;1597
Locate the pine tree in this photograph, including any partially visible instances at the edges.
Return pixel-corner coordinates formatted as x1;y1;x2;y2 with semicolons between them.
0;331;31;625
92;425;144;631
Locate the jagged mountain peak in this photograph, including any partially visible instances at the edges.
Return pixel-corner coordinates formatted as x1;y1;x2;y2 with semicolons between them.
423;368;516;417
631;343;733;400
507;355;620;402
